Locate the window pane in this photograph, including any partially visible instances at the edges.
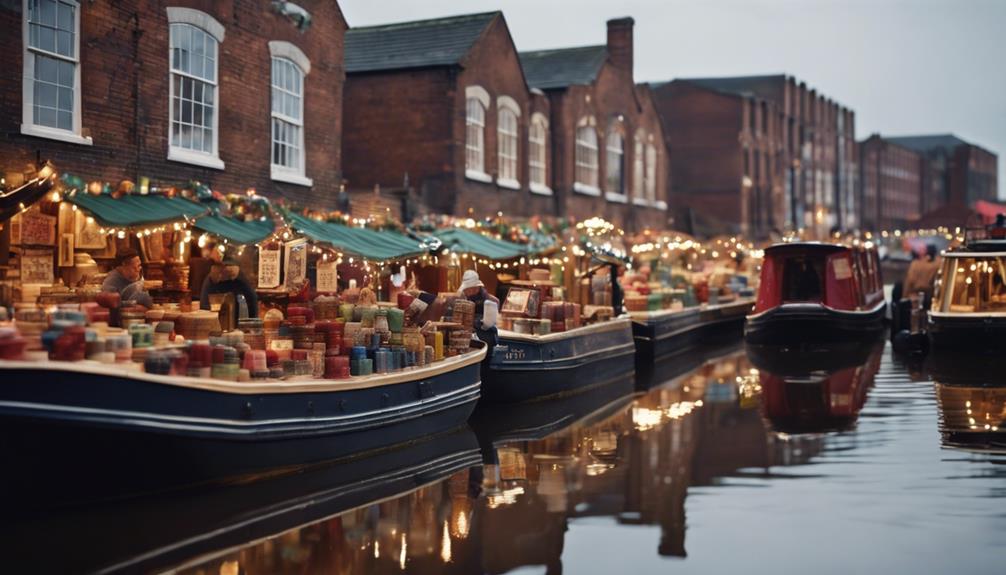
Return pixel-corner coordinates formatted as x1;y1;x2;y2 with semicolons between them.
57;110;72;130
38;26;55;53
36;82;57;108
37;106;57;128
39;0;56;27
57;2;72;31
57;59;74;86
35;56;57;83
57;87;72;111
56;30;72;57
203;128;213;153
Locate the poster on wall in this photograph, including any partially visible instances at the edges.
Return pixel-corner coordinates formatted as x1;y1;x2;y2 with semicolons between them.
258;243;282;289
284;239;308;288
21;248;54;284
74;210;106;249
19;210;56;246
317;259;338;293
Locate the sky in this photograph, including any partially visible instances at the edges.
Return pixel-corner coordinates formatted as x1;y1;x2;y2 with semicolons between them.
340;0;1006;200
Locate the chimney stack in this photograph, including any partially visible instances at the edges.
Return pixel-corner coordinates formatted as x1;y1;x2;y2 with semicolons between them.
606;17;634;78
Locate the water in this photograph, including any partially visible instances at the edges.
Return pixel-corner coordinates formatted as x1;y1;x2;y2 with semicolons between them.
12;342;1006;573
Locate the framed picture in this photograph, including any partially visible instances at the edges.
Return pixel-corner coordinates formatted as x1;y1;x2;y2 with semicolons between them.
139;231;165;262
74;209;106;249
19;209;56;246
58;233;75;267
284;239;308;288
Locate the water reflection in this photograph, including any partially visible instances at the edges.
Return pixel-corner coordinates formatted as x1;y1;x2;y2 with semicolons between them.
932;353;1006;453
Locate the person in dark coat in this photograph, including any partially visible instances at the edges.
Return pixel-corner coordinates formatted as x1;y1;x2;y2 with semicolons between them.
200;259;258;324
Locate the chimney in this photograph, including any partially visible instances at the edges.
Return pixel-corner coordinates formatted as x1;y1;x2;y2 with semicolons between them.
607;17;634;78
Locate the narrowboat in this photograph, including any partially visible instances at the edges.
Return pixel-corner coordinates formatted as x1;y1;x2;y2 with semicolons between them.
0;344;485;505
745;242;886;344
631;297;754;363
2;429;481;574
927;224;1006;352
484;318;636;403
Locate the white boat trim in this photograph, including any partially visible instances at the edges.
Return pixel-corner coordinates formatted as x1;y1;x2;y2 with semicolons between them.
0;346;486;395
930;311;1006;318
746;300;885;320
498;317;632;343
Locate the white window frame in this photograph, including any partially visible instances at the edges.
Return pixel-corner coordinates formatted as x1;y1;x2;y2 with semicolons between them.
529;112;551;196
604;120;626;203
21;0;91;145
269;41;312;187
496;95;521;190
465;85;491;183
167;7;225;170
574;116;600;196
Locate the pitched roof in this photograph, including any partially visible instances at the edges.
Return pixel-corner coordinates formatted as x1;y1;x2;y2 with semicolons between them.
885;134;971;155
344;12;498;73
676;75;786;99
519;45;608;90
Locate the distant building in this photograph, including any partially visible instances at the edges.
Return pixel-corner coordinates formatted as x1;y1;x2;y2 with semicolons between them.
341;12;550;220
519;18;670;231
649;75;856;239
885;134;998;226
859;135;924;231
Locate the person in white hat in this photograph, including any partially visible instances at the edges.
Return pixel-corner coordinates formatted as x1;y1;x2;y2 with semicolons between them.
459;269;499;354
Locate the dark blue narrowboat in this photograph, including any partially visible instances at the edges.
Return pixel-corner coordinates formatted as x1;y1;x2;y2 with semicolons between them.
484;318;636;403
2;429;482;574
0;344;485;505
631;298;753;363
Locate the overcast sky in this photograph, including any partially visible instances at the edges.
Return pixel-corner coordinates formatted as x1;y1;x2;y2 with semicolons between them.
341;0;1006;199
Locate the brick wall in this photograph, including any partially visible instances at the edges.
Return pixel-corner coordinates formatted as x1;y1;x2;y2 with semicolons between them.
1;0;345;207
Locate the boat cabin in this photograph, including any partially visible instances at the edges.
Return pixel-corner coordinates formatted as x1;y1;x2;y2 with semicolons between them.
932;242;1006;316
754;242;884;313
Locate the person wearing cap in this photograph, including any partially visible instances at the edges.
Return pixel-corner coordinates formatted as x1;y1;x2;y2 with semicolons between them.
459;269;499;355
101;247;153;308
200;258;258;323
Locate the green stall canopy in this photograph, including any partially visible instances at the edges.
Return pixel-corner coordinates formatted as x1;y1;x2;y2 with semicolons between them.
430;228;527;260
67;193;206;227
195;215;275;245
285;212;425;261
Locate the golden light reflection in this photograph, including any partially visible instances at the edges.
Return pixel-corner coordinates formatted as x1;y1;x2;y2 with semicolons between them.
487;486;525;509
632;406;664;431
399;532;407;570
440;520;452;563
219;560;239;575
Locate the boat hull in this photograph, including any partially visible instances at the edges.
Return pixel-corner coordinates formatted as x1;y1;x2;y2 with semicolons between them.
744;302;886;344
0;347;484;505
928;314;1006;353
632;299;752;364
484;319;635;403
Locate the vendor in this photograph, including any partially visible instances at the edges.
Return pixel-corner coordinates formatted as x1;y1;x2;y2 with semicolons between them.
101;248;153;308
200;259;258;323
459;269;499;353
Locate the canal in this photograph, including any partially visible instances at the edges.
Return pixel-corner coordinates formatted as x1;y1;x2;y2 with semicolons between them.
9;342;1006;573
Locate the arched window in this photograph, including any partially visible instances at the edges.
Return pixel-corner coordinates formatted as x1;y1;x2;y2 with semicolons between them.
167;7;225;169
645;142;657;203
574;117;599;194
529;113;550;194
465;86;490;181
605;123;625;200
632;130;645;200
497;95;521;189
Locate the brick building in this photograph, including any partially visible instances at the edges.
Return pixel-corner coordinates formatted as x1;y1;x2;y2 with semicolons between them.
518;18;670;231
341;12;553;221
650;75;856;239
1;0;346;207
885;134;998;224
859;135;924;231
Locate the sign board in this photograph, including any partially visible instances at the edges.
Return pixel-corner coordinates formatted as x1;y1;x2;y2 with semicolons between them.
317;260;338;293
832;258;853;281
258;244;281;289
21;248;54;284
19;210;56;246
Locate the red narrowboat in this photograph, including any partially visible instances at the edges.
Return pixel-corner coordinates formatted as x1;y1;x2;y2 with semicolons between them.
745;242;886;344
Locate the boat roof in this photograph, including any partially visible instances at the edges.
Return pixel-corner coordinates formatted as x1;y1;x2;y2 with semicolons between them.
764;241;856;255
945;239;1006;257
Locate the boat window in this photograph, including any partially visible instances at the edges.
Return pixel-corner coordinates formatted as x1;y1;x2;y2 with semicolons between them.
781;256;823;302
942;257;1006;313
